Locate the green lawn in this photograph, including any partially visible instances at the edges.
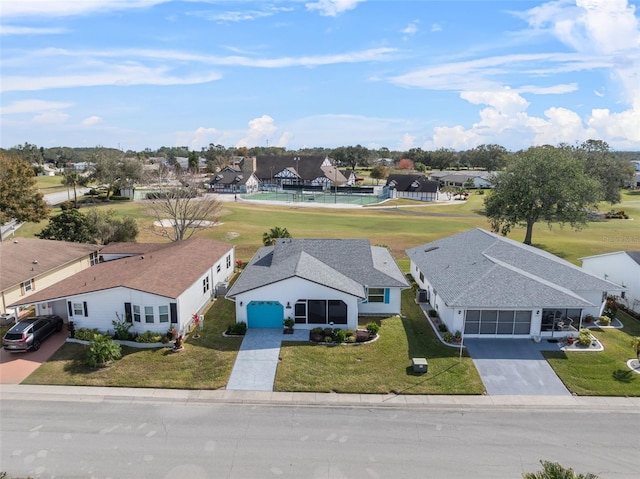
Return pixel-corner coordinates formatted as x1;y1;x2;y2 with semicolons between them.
543;311;640;396
23;298;242;389
35;175;68;193
274;289;485;395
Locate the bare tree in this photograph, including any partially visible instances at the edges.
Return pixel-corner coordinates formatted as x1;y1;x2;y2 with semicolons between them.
146;171;221;241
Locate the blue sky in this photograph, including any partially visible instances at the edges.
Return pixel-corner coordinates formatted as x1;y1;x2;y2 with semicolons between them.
1;0;639;152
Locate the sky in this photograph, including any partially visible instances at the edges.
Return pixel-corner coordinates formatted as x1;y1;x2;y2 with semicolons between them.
1;0;639;153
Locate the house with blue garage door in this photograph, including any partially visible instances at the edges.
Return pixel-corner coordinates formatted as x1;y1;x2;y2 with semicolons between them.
226;238;409;330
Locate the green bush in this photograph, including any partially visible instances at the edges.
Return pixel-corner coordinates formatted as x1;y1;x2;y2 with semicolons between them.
87;334;122;368
323;327;333;336
438;323;448;332
344;328;355;338
366;322;380;336
598;315;611;326
108;195;131;201
577;328;592;346
74;328;103;341
324;336;333;343
443;332;454;343
112;317;132;340
227;322;247;335
428;309;438;317
311;327;324;335
345;336;356;343
284;318;295;329
135;331;163;343
334;329;347;343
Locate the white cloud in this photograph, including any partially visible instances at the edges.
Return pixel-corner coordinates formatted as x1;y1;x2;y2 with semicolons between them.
398;133;416;151
461;89;530;116
189;6;294;23
306;0;366;17
34;111;69;124
81;116;102;126
237;115;280;148
0;0;168;18
402;21;419;35
1;99;72;114
431;23;442;33
0;26;67;35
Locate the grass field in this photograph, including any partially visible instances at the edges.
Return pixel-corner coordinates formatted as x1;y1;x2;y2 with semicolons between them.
543;310;640;396
35;175;68;193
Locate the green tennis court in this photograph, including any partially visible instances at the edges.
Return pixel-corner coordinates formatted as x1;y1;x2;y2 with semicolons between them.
243;191;384;205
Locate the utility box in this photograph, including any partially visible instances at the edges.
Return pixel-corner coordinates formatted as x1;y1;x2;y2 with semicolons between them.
412;357;428;374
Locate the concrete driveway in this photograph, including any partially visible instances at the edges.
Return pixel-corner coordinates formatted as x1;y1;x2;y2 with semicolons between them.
0;329;67;384
464;339;570;396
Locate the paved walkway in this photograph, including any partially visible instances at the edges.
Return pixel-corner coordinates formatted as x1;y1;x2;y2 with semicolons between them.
0;329;68;384
226;329;308;391
465;339;571;396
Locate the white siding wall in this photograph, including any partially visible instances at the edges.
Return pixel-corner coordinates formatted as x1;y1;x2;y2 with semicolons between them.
582;253;640;313
233;277;359;330
359;288;403;316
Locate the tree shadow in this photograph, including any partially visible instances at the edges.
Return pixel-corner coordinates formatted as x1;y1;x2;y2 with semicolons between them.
612;369;636;383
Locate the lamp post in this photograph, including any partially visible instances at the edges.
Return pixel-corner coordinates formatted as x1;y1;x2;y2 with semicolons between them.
334;161;338;203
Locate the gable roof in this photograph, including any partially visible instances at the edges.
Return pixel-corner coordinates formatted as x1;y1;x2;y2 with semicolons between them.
9;237;233;306
209;167;254;187
580;250;640;267
253;156;346;184
386;174;438;193
406;228;619;309
227;239;408;298
0;238;101;291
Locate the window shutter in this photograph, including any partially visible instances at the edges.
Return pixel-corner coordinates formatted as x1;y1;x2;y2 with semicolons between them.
67;301;73;316
384;289;389;304
83;301;88;317
170;303;178;324
124;303;132;322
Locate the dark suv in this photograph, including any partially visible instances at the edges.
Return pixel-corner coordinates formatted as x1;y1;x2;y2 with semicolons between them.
2;315;64;352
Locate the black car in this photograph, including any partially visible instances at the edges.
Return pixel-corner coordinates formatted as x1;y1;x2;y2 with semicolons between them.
2;315;64;352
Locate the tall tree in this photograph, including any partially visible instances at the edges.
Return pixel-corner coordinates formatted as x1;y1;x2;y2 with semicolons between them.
84;208;139;244
569;140;634;204
0;152;49;224
369;165;388;185
188;151;199;172
61;170;89;208
262;226;292;246
484;146;601;245
147;171;221;241
91;150;143;200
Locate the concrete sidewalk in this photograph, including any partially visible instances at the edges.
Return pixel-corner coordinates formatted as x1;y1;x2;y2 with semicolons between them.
2;384;640;410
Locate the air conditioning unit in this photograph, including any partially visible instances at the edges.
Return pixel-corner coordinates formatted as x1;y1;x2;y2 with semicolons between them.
416;289;429;303
215;282;229;297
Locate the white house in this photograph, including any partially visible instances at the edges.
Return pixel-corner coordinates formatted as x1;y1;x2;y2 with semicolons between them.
8;238;235;336
580;251;640;313
226;239;409;330
407;229;621;339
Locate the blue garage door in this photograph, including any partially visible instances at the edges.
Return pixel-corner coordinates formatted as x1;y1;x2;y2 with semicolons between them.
247;301;284;328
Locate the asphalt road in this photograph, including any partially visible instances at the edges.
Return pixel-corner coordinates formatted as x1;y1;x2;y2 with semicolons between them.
1;395;638;479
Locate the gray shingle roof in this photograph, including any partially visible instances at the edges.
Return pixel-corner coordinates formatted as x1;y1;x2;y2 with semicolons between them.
626;251;640;266
406;228;619;309
227;239;408;297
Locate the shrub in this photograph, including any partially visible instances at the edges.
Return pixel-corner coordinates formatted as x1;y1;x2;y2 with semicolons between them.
334;329;347;343
443;332;454;343
108;195;131;201
323;327;333;337
87;334;121;368
112;317;133;340
598;316;611;326
311;327;324;335
135;331;163;343
438;323;448;332
344;328;355;338
366;322;380;336
577;328;592;347
346;335;356;343
74;328;103;341
284;318;295;329
324;336;333;343
454;330;462;339
227;321;247;335
428;309;438;317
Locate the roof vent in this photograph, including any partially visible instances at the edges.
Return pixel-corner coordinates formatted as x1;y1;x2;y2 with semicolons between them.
32;260;38;264
424;247;439;253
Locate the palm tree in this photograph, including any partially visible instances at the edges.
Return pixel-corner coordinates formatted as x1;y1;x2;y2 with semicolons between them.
631;337;640;362
262;226;291;246
62;170;88;208
522;460;599;479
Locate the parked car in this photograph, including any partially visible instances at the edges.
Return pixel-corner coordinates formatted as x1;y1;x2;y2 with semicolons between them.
1;312;18;325
2;315;64;352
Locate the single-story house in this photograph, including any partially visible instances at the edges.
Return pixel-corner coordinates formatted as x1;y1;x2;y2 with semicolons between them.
207;165;260;194
407;229;621;339
8;238;235;336
226;239;409;330
1;238;101;318
385;174;439;202
580;251;640;313
428;171;493;189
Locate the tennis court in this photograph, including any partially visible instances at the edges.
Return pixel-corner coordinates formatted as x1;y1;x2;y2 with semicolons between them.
243;191;384;206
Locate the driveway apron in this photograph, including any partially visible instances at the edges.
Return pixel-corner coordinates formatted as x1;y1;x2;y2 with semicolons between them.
464;339;571;396
226;329;284;391
0;329;67;384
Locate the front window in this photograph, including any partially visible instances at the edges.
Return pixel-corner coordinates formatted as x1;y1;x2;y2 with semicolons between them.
159;306;169;323
133;305;141;322
73;302;84;316
367;288;385;303
203;276;210;293
226;254;231;268
145;306;154;323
